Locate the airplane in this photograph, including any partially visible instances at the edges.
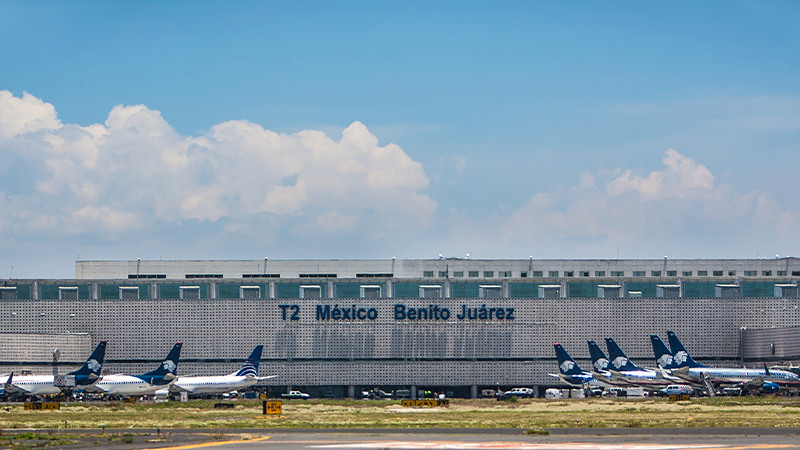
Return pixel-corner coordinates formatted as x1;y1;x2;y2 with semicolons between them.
157;345;277;397
548;343;595;387
5;341;107;398
94;343;182;396
665;331;799;394
602;338;676;388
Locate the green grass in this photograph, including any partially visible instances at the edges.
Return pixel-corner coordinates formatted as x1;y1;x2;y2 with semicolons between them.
2;397;800;430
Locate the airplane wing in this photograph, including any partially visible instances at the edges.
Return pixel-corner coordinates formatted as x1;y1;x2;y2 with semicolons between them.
168;383;193;393
2;373;28;396
254;375;279;381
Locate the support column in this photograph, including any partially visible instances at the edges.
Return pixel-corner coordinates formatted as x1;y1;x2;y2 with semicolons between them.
348;385;356;399
411;385;417;400
471;385;478;399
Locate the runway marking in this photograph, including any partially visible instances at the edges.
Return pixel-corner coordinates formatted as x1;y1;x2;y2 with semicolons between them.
141;435;270;449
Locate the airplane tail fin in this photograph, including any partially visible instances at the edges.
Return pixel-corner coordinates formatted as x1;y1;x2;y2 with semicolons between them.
142;343;182;377
666;331;706;368
650;335;677;369
554;344;583;376
69;341;107;382
587;340;610;372
605;338;640;371
235;345;263;377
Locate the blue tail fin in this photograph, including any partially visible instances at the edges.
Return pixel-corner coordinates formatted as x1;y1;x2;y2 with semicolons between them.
650;335;677;369
587;340;611;373
69;341;107;385
554;344;584;376
235;345;263;377
666;331;706;368
605;338;641;371
141;343;182;378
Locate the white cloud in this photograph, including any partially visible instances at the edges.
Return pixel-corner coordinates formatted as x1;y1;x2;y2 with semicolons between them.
0;91;61;139
443;149;800;259
606;149;714;200
0;91;436;241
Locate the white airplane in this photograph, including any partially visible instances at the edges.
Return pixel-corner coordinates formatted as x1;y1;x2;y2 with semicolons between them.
664;331;800;394
94;343;182;396
156;345;277;397
5;341;107;398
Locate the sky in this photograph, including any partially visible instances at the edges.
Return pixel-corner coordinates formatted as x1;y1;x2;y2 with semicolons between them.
1;1;799;278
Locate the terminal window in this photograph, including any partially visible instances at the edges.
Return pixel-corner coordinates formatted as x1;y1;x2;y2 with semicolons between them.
499;271;511;277
744;270;757;276
549;271;558;277
667;270;677;276
651;271;661;276
0;287;17;300
728;270;737;276
483;271;494;278
763;270;772;276
532;271;543;277
179;286;200;299
697;271;708;276
520;271;527;278
453;271;464;278
595;271;605;277
438;271;448;277
59;287;78;300
580;271;590;277
778;270;787;276
300;286;321;299
611;271;624;277
240;286;260;298
564;271;574;277
632;271;645;277
423;271;434;277
713;270;723;276
469;271;479;277
479;285;502;298
119;287;140;300
360;286;381;298
682;271;692;277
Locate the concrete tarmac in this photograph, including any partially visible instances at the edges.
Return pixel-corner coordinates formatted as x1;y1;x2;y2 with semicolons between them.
110;428;800;450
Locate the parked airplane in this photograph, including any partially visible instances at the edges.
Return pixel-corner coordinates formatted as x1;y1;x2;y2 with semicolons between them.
548;344;595;387
602;338;676;388
157;345;277;397
666;332;799;394
94;343;182;396
5;341;107;397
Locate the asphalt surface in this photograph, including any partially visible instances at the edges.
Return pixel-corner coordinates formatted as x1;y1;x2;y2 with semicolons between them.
4;428;800;450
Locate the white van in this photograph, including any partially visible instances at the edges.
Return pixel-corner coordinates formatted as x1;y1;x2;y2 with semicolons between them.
545;388;563;399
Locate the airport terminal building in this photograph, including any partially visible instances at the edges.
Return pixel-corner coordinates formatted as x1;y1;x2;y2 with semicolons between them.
2;258;800;398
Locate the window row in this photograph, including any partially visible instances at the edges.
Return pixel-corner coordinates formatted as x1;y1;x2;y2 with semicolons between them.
2;282;798;300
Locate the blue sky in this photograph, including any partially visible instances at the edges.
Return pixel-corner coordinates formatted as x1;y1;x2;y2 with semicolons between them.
1;1;799;277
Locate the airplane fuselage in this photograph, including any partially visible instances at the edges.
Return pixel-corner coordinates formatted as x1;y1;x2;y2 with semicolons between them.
173;374;257;395
8;375;61;396
675;367;800;387
95;375;174;396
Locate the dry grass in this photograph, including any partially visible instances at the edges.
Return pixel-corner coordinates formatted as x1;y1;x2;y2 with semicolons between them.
1;397;799;430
